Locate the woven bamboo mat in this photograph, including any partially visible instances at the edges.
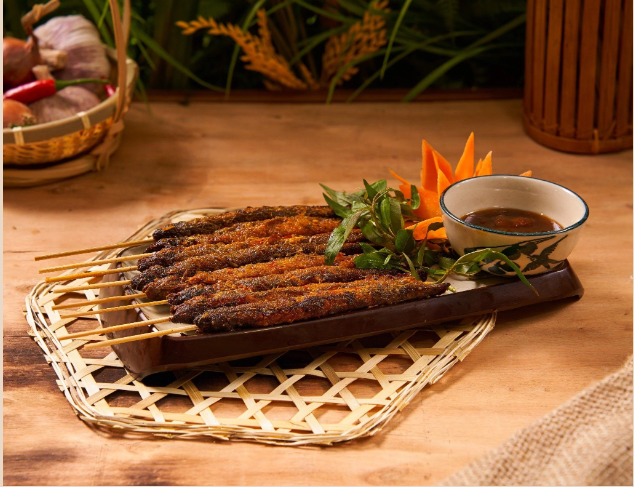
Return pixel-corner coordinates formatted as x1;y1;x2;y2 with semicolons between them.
25;208;497;446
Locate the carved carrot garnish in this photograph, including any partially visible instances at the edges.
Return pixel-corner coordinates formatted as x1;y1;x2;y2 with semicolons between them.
390;133;531;241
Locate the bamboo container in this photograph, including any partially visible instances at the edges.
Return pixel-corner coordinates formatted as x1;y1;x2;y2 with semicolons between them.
523;0;633;154
3;0;138;187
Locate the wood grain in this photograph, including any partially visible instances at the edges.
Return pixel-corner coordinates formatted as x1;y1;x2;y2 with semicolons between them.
4;100;632;486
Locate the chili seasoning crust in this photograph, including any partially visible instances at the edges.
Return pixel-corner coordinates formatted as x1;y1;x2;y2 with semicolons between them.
171;277;404;323
147;216;342;252
137;231;363;271
131;238;364;292
168;264;404;309
152;205;336;239
143;253;354;302
193;279;450;332
168;258;357;305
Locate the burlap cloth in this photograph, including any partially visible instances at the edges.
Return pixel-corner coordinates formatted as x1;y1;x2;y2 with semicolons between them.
443;356;633;486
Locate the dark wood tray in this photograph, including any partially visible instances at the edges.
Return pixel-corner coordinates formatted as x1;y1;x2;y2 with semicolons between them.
99;261;584;380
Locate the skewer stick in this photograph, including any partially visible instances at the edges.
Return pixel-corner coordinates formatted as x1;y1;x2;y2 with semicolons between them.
34;238;154;261
59;299;168;319
63;316;172;340
52;293;146;310
39;254;152;274
84;325;198;350
53;280;132;293
45;266;138;283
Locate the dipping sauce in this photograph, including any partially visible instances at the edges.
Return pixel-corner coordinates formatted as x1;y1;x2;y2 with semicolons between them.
461;208;563;233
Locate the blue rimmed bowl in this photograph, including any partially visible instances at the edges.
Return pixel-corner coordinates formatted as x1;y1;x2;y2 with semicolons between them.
439;175;589;276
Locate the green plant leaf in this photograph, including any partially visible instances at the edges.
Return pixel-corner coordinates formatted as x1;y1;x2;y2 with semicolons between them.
402;253;421;280
380;0;413;79
395;229;415;254
354;252;400;270
442;249;537;294
410;185;420;209
224;0;268;98
324;210;364;265
323;194;352;219
359;242;377;254
132;26;223;92
438;256;456;270
386;198;403;233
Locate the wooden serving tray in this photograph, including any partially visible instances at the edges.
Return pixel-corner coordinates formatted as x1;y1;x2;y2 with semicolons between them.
100;261;584;380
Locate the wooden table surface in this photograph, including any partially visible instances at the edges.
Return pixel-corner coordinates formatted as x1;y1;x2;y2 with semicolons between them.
4;99;632;486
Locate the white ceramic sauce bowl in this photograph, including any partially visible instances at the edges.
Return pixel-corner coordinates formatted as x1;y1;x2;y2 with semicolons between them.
439;175;589;276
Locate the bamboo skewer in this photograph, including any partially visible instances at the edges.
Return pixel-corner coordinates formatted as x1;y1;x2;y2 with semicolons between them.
52;293;146;310
45;266;138;283
63;316;172;340
53;280;132;293
59;299;168;319
39;254;151;274
34;238;154;261
84;325;198;350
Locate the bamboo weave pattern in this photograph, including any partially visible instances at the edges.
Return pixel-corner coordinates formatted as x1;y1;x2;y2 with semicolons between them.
24;208;496;445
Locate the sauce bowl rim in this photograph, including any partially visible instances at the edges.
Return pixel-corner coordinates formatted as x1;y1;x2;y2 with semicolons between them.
439;175;590;237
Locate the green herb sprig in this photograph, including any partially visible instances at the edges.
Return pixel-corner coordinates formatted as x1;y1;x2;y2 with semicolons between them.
321;179;537;294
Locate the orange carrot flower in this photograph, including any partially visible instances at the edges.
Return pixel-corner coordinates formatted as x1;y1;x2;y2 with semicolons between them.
389;133;530;241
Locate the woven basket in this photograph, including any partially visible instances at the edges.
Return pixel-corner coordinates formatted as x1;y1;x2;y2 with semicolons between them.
3;0;138;187
523;0;633;154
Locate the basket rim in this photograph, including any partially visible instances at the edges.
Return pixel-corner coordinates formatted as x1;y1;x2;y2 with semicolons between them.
3;56;138;146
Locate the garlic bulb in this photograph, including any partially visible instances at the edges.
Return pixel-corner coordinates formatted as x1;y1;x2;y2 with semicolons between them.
34;15;111;95
29;86;100;124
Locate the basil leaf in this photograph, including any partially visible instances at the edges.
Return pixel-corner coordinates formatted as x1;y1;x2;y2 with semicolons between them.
402;253;421;280
448;249;538;295
359;242;377;254
359;217;390;246
363;179;377;200
454;262;481;275
410;185;420;209
371;179;387;195
379;198;392;231
320;184;351;206
323;194;352;219
387;198;403;233
392;189;406;202
354;252;396;270
438;256;455;270
324;210;363;265
351;200;368;212
395;229;415;254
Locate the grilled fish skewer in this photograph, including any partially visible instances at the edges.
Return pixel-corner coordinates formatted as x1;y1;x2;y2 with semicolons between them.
168;264;400;306
132;240;364;291
138;231;364;271
171;275;404;323
148;216;342;252
143;254;355;301
195;279;450;332
153;205;335;239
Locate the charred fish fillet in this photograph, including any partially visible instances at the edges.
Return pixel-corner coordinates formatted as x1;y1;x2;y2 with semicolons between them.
148;216;342;252
132;240;363;291
172;276;403;323
148;254;355;302
147;254;344;302
168;261;395;306
194;279;450;332
138;231;364;271
153;205;335;239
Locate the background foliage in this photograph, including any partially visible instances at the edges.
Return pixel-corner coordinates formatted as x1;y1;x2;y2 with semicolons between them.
4;0;526;101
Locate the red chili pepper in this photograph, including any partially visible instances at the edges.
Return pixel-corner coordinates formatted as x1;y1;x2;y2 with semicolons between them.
2;78;108;105
104;83;116;97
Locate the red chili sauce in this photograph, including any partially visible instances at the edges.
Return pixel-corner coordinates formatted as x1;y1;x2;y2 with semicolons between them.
460;208;563;233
